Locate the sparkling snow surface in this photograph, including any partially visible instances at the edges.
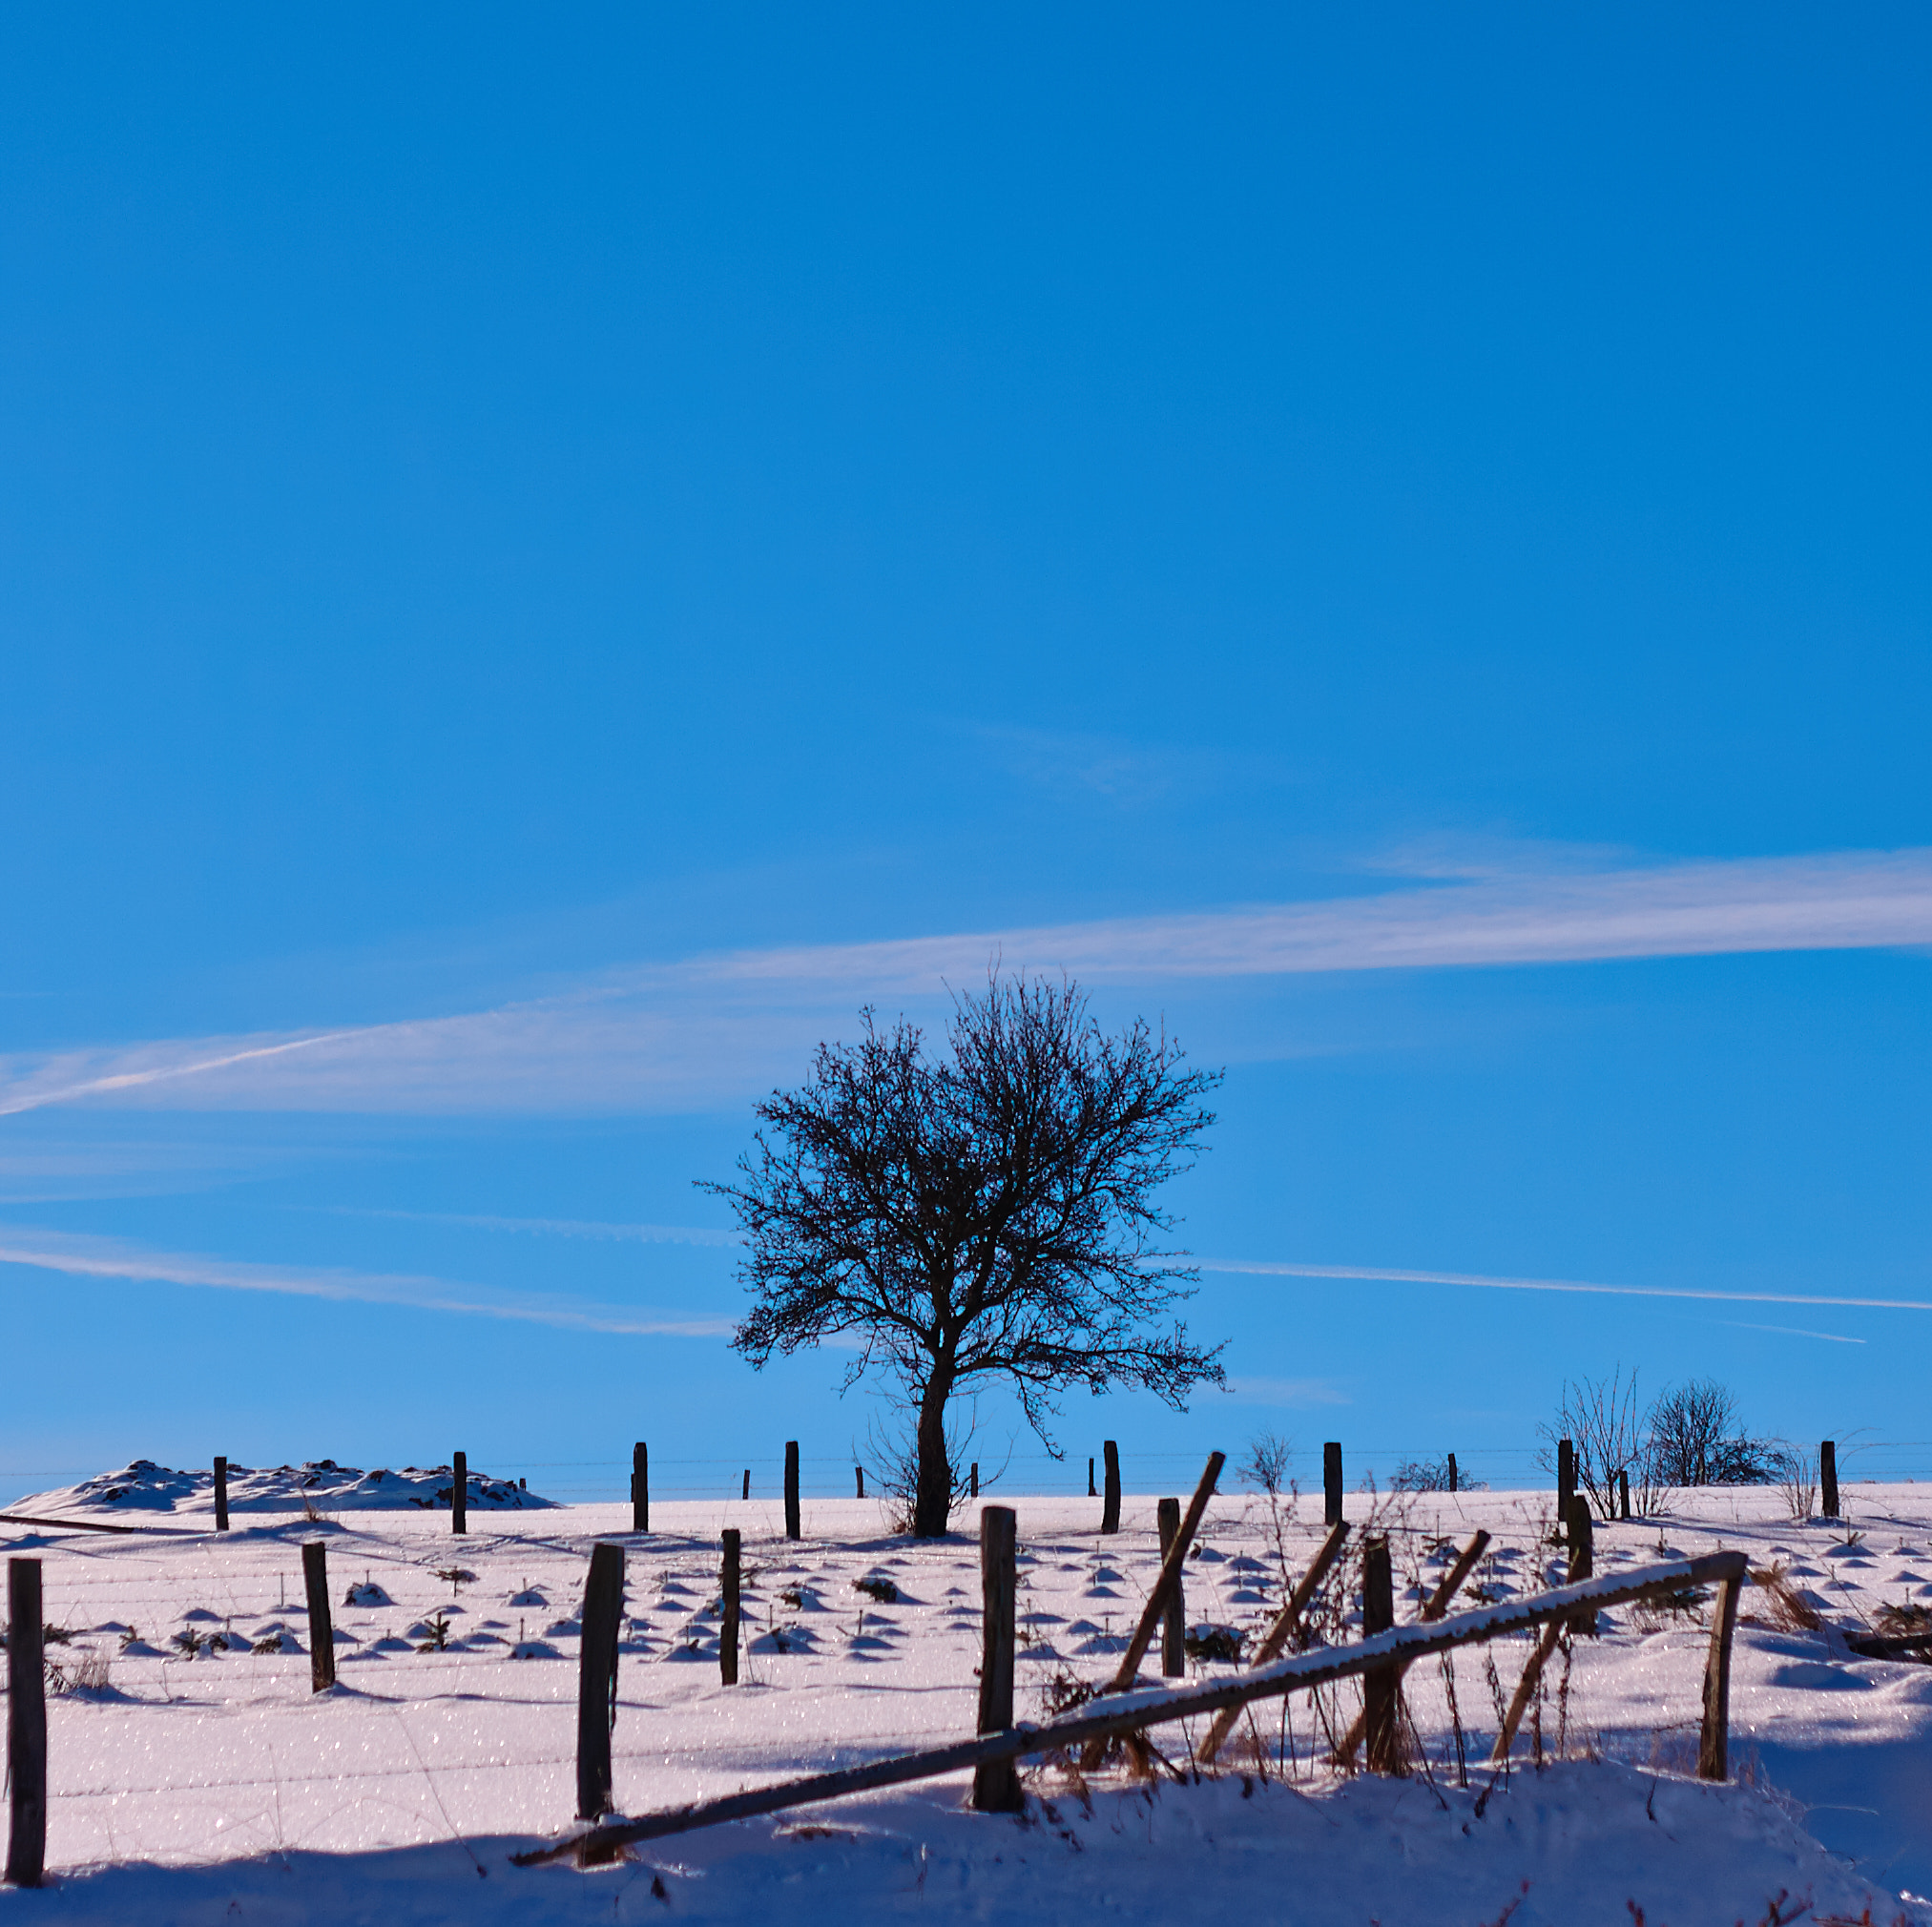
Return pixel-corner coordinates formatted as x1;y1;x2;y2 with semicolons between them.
4;1484;1931;1924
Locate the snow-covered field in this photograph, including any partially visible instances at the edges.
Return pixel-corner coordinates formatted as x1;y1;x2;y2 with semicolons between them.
5;1471;1932;1924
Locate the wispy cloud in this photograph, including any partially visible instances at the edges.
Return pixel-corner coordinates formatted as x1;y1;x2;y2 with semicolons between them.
0;1225;733;1337
1196;1257;1929;1315
1220;1376;1351;1407
323;1207;743;1248
1;844;1928;1116
1713;1320;1866;1346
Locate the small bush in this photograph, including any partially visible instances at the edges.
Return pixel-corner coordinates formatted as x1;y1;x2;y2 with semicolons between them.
853;1575;899;1605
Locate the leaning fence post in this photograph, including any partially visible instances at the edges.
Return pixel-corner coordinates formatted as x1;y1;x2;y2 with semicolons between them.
720;1529;740;1687
1361;1536;1399;1773
971;1506;1023;1812
1323;1441;1343;1526
1101;1441;1121;1534
1556;1439;1575;1527
1567;1496;1596;1636
1698;1568;1743;1780
214;1455;230;1533
632;1442;649;1534
1820;1440;1839;1519
301;1541;336;1692
5;1558;46;1887
1156;1497;1185;1677
576;1543;625;1819
451;1450;467;1535
784;1441;801;1540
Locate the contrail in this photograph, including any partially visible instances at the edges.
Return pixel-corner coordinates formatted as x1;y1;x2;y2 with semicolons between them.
0;1028;379;1119
1195;1257;1927;1314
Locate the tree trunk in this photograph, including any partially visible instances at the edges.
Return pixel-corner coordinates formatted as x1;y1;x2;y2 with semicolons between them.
911;1368;955;1538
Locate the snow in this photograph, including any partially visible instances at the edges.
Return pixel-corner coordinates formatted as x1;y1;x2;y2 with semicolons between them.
4;1482;1931;1923
10;1458;554;1516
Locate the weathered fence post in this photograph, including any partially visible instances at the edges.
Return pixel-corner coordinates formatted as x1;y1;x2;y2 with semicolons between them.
576;1543;626;1819
855;1465;864;1500
1088;1457;1096;1498
1698;1566;1742;1780
1361;1536;1399;1773
1820;1440;1839;1519
301;1541;336;1692
971;1506;1023;1813
1101;1440;1121;1534
632;1442;649;1534
1556;1439;1575;1527
969;1462;979;1498
1567;1496;1596;1635
214;1455;230;1533
451;1450;467;1535
741;1468;750;1501
5;1558;46;1887
784;1441;801;1540
719;1529;740;1687
1156;1497;1185;1677
1446;1452;1458;1495
1619;1468;1631;1520
1323;1441;1343;1526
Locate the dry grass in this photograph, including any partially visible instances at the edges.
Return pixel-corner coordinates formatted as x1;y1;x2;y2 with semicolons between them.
1747;1563;1824;1633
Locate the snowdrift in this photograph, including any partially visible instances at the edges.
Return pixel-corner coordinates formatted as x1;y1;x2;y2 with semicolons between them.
10;1458;556;1515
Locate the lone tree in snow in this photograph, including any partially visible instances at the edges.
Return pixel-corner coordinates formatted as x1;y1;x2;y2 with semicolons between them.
703;975;1225;1538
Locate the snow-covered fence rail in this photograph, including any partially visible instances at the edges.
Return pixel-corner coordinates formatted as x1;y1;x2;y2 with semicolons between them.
520;1545;1750;1868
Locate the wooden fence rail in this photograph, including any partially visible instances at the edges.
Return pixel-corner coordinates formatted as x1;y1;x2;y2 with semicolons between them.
519;1546;1750;1867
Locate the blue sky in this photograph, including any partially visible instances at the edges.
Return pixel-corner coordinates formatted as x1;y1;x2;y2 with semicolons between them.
2;5;1928;1503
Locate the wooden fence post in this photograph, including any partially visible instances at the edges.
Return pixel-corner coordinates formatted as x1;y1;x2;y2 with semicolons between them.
1567;1497;1596;1635
1619;1468;1631;1520
1556;1439;1575;1527
1323;1441;1343;1526
971;1506;1023;1813
1088;1457;1096;1498
576;1543;625;1819
741;1468;750;1501
632;1442;649;1534
1820;1440;1839;1519
5;1558;46;1887
719;1529;740;1687
451;1450;467;1535
1156;1497;1185;1677
1101;1441;1121;1533
969;1462;979;1498
214;1456;230;1533
1361;1536;1400;1773
301;1542;336;1692
784;1441;801;1540
1698;1569;1742;1780
1446;1452;1457;1495
855;1465;864;1500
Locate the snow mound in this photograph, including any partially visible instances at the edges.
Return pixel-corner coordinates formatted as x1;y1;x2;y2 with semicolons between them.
13;1459;557;1514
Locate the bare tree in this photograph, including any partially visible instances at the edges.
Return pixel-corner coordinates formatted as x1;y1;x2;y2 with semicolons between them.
705;975;1225;1538
1538;1368;1643;1519
1644;1378;1775;1486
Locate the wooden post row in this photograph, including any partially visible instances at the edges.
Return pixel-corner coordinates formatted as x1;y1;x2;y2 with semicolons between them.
1100;1440;1121;1534
719;1530;740;1687
784;1441;801;1540
632;1442;649;1534
6;1558;46;1888
1156;1497;1185;1677
451;1450;467;1536
576;1543;625;1820
1821;1440;1839;1519
1323;1441;1343;1526
971;1506;1022;1813
214;1455;230;1534
301;1541;336;1692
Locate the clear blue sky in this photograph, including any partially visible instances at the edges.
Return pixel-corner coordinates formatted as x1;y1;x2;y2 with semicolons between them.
2;5;1928;1502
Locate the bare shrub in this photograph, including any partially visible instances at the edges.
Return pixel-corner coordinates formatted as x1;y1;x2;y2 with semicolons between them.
1390;1455;1483;1493
1769;1443;1819;1523
1538;1367;1643;1518
1238;1432;1292;1496
1645;1379;1776;1486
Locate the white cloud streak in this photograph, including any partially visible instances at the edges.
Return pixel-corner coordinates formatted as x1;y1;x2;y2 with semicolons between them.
324;1208;744;1248
0;1225;733;1338
1;845;1928;1117
1196;1258;1931;1315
